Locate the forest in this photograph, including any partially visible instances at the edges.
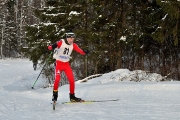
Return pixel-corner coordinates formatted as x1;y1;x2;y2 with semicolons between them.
0;0;180;84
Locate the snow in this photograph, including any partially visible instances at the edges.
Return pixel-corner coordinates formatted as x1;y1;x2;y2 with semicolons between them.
162;13;168;21
69;11;81;16
1;59;180;120
120;36;126;41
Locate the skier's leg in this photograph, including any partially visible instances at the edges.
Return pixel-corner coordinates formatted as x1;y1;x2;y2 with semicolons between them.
64;63;75;94
52;61;61;101
64;63;81;102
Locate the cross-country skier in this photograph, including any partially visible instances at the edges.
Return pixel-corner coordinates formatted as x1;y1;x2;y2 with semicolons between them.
32;60;38;71
48;30;89;102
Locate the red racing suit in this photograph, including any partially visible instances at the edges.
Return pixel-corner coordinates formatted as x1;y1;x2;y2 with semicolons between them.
52;39;85;94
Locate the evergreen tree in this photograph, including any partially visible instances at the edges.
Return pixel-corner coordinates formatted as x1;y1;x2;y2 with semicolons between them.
126;0;161;70
83;0;126;73
154;0;180;46
25;0;89;80
154;0;180;78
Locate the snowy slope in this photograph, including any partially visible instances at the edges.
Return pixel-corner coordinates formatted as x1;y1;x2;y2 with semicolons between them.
0;59;180;120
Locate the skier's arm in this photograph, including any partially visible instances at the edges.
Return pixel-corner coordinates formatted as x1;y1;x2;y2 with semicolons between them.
73;43;86;55
48;40;62;50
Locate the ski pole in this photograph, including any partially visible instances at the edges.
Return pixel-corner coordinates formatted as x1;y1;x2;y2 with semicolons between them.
31;52;52;89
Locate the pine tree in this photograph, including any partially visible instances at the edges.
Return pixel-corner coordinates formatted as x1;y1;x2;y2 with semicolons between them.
25;0;85;60
154;0;180;78
81;1;126;73
24;0;90;81
154;0;180;46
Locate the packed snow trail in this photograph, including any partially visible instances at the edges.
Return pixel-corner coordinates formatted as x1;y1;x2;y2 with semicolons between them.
0;59;180;120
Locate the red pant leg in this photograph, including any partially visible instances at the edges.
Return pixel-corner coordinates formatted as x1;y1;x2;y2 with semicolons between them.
53;61;61;91
64;62;75;94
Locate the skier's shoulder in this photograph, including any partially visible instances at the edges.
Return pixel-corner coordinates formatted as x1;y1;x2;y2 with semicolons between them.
73;42;78;47
72;43;78;49
56;39;63;47
57;39;63;43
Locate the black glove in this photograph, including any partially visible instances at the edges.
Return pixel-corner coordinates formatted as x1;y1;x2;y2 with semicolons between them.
83;49;90;55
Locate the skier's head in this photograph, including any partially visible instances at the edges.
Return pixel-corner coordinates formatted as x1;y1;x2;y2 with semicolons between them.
65;30;76;45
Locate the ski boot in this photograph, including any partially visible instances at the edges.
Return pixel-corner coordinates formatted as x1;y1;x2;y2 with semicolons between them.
69;93;83;102
52;90;58;101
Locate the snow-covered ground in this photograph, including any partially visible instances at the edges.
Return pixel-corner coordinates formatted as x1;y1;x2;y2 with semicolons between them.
1;59;180;120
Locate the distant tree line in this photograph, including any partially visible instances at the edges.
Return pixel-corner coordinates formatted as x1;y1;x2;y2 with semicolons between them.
1;0;180;81
0;0;43;58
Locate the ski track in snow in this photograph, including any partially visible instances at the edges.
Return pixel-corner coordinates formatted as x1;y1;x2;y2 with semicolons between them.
0;59;180;120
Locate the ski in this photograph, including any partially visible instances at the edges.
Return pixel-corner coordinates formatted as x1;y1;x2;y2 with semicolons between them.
51;99;119;108
62;99;119;104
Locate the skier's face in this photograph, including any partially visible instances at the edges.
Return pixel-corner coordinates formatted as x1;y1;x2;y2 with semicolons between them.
67;37;75;45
